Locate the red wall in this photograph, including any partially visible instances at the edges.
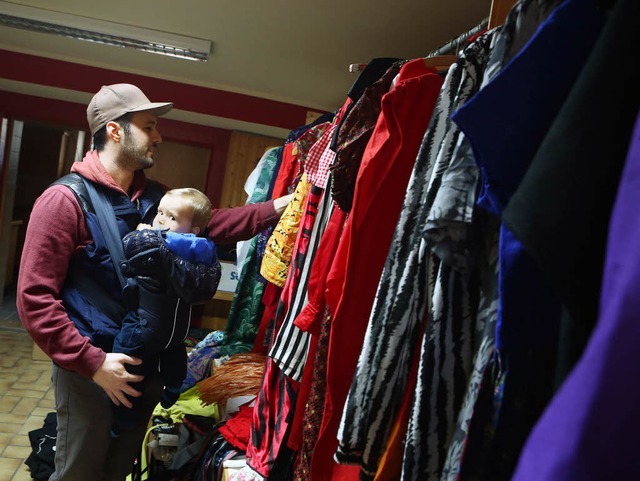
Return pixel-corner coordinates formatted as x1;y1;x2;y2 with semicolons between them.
0;49;318;206
0;49;312;129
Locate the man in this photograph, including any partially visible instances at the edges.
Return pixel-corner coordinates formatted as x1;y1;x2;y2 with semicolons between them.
17;83;290;480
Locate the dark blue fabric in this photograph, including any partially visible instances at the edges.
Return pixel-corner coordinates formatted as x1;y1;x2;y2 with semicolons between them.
58;175;164;351
285;111;335;144
113;232;219;433
496;226;561;351
452;0;605;351
454;0;605;215
82;178;128;288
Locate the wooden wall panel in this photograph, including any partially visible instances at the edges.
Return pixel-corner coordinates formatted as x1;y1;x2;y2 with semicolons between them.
219;131;284;208
489;0;517;28
146;141;211;191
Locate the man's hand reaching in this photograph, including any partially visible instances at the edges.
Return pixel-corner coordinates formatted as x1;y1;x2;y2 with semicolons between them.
92;353;144;408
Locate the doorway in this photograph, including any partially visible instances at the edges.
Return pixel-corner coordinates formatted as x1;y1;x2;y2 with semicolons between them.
0;119;216;302
1;120;80;302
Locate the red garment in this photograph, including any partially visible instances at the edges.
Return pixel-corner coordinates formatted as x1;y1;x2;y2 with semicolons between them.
286;328;317;451
311;60;444;481
272;142;301;198
305;124;337;188
290;206;348;479
294;207;348;336
251;283;283;354
248;185;322;476
17;150;279;378
219;405;255;451
293;306;332;481
247;357;299;478
248;102;350;479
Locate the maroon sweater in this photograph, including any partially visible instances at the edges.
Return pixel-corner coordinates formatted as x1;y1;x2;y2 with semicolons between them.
17;151;279;378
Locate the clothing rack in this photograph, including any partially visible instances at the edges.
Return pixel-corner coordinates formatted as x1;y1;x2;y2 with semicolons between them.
348;15;491;73
424;0;516;57
425;17;489;57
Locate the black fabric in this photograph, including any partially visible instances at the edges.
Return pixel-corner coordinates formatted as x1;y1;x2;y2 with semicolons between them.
345;57;403;103
52;173;93;213
143;416;221;481
330;63;403;212
113;228;220;433
25;412;56;481
330;57;404;152
502;0;640;386
187;432;231;481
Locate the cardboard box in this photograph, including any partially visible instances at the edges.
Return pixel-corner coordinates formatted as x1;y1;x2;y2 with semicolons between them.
221;456;246;481
218;261;239;293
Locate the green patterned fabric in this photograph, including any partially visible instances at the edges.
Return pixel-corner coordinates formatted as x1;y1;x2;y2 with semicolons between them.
220;147;282;356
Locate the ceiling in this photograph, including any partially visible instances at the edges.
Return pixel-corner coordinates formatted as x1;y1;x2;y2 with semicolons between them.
0;0;492;136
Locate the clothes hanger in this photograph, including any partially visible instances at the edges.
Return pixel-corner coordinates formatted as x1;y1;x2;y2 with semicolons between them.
423;55;457;71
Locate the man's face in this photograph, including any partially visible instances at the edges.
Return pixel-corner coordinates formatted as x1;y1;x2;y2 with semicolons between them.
120;111;162;171
152;194;194;233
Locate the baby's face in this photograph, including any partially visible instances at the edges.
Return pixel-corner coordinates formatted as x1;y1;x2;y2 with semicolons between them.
153;194;194;233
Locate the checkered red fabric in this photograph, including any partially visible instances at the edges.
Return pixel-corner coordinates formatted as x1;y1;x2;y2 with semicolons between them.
304;124;337;187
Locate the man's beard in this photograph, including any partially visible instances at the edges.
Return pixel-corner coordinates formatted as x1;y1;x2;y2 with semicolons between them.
122;136;154;170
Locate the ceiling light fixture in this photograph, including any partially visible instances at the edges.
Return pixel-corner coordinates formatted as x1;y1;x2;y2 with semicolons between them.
0;1;211;62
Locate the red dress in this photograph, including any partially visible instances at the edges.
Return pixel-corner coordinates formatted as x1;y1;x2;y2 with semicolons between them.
311;59;444;481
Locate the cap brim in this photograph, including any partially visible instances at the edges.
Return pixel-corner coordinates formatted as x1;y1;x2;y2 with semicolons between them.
130;102;173;117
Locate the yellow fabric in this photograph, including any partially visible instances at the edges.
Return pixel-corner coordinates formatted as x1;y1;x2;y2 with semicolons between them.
151;385;219;424
260;175;311;287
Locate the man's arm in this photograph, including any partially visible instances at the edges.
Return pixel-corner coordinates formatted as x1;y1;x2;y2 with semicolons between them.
17;186;143;405
17;186;106;377
206;194;293;244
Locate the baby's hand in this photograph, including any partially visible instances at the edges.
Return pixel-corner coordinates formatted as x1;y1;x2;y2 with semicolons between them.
136;223;153;230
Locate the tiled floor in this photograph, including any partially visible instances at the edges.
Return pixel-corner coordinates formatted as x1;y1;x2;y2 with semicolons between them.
0;288;55;481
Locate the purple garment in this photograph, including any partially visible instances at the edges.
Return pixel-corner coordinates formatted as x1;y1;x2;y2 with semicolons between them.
511;111;640;480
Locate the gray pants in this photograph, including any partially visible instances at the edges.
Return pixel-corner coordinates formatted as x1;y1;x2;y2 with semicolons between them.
49;363;162;481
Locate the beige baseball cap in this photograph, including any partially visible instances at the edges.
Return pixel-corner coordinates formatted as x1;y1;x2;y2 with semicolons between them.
86;83;173;135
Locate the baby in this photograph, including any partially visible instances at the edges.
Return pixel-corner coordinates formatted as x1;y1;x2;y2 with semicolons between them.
111;188;221;437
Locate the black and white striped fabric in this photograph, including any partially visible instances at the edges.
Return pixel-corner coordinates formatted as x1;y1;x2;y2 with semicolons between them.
440;1;563;477
269;175;335;381
401;29;496;481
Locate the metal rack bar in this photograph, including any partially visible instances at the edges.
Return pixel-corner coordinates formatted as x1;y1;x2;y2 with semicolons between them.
426;17;489;57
